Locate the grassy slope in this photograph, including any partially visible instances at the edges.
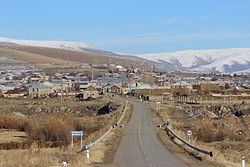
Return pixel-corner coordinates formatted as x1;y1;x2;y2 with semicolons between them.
0;45;150;70
0;47;80;68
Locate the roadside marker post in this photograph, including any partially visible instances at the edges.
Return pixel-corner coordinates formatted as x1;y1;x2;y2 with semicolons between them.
87;149;90;160
62;161;68;167
187;130;192;144
156;101;161;110
71;131;84;149
242;156;245;167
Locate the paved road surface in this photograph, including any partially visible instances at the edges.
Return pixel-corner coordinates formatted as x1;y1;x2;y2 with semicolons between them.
114;96;189;167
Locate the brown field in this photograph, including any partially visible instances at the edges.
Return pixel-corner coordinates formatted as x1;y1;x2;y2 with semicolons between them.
0;96;128;166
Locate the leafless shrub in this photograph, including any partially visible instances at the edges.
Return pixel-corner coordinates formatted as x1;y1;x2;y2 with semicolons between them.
0;115;28;131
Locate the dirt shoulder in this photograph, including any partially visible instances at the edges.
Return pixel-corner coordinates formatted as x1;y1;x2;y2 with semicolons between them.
83;103;133;166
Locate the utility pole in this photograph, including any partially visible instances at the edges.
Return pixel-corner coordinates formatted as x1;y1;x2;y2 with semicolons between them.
61;80;64;103
91;68;94;81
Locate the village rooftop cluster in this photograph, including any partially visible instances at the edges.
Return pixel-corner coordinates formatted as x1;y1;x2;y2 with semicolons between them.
0;64;250;102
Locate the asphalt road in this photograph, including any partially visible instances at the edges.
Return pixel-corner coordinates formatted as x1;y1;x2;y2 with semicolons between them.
114;96;189;167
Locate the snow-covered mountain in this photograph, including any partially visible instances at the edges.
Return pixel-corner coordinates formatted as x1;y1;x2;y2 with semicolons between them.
139;48;250;73
1;37;249;73
0;36;118;56
0;36;93;50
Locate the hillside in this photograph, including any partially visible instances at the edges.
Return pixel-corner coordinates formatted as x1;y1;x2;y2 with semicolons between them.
2;37;249;73
0;46;81;70
0;45;150;71
139;48;250;73
0;37;151;71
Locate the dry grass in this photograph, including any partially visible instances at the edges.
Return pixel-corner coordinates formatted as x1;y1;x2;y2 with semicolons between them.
0;112;123;150
0;45;150;70
152;101;250;167
0;130;26;143
0;96;110;115
0;96;124;148
0;98;126;166
0;114;28;130
152;104;229;167
0;144;89;167
0;114;102;144
0;47;79;69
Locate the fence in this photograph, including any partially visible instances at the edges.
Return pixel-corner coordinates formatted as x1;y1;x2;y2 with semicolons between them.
117;107;126;125
163;124;213;157
84;107;126;150
84;126;113;150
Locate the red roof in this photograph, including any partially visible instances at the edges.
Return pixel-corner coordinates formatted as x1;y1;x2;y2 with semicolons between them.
4;88;25;94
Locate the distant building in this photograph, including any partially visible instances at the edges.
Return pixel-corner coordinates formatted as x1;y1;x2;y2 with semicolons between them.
0;83;17;93
27;82;51;98
104;84;122;94
77;86;99;100
115;65;123;69
3;88;27;98
96;77;128;88
44;80;73;93
172;81;192;89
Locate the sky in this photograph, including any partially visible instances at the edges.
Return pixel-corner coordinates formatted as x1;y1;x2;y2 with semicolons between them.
0;0;250;54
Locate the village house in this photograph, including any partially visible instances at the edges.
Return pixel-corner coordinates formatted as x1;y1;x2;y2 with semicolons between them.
154;74;169;85
103;84;122;94
171;81;192;89
128;82;171;101
43;80;73;94
129;82;150;95
0;82;18;93
110;85;122;94
96;77;128;88
76;86;99;100
3;88;27;98
136;87;172;102
76;81;91;91
72;76;92;91
27;82;52;98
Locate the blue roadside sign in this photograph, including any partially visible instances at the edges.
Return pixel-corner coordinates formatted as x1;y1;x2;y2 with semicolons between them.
71;131;83;136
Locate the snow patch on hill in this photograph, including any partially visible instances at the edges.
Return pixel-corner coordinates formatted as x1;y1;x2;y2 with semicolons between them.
139;48;250;73
0;36;94;51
